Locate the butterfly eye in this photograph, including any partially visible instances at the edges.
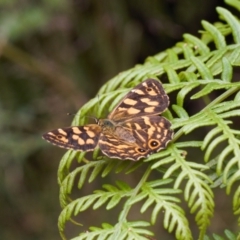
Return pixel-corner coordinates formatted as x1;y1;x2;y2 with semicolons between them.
149;140;160;148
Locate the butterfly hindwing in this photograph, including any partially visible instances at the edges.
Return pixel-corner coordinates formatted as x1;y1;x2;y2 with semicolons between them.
99;115;173;160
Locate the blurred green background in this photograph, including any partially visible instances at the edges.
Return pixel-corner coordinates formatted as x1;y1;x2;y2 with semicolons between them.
1;0;237;240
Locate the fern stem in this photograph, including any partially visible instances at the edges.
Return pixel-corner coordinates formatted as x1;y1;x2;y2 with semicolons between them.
121;165;152;220
112;165;152;238
204;86;239;109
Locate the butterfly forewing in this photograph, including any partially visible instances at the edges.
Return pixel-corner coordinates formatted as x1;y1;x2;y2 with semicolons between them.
43;125;101;151
108;79;169;122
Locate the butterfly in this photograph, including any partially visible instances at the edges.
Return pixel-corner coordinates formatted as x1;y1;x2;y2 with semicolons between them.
42;79;173;161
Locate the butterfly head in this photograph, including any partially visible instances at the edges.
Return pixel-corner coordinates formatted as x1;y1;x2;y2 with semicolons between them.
98;119;116;132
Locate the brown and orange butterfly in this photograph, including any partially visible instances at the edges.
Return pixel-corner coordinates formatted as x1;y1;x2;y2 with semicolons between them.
42;79;173;160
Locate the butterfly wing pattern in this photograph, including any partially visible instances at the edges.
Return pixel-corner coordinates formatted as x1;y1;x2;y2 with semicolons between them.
42;79;173;161
42;125;101;151
99;116;172;160
108;79;169;121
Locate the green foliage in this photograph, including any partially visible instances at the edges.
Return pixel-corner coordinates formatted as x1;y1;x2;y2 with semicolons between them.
0;0;67;40
57;3;240;240
204;229;239;240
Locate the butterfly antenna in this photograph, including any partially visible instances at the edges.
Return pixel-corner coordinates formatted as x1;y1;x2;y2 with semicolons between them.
85;115;98;123
67;112;84;119
97;93;101;117
68;112;98;123
67;112;76;116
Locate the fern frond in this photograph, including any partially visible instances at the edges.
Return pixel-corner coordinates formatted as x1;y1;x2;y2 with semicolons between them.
204;229;239;240
59;159;144;207
130;179;192;240
145;142;214;238
217;7;240;42
201;20;226;48
57;151;80;185
71;221;153;240
233;185;240;226
58;181;135;238
56;3;240;239
168;145;213;234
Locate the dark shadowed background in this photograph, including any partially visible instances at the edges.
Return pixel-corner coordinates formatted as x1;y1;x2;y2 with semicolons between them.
0;0;236;239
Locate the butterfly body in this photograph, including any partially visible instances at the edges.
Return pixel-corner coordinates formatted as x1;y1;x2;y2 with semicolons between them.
43;79;173;161
98;119;115;133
